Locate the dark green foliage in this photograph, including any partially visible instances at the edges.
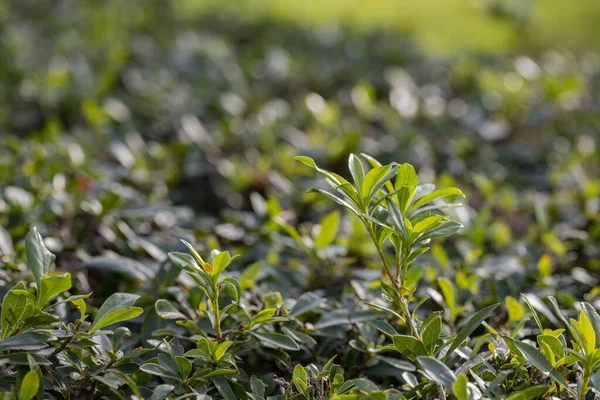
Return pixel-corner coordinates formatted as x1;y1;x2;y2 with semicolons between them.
1;2;600;399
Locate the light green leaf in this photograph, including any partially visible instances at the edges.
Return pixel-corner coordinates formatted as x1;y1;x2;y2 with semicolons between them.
315;211;340;249
413;216;445;235
362;165;394;203
1;282;33;340
294;378;310;398
19;370;40;400
438;277;456;312
293;364;308;383
89;307;143;334
37;273;71;309
89;293;142;334
505;296;524;322
212;251;231;276
537;335;565;359
505;385;550;400
579;309;596;355
214;341;233;362
417;356;456;389
295;155;318;169
240;262;261;289
25;227;56;290
582;302;600;348
452;373;468;400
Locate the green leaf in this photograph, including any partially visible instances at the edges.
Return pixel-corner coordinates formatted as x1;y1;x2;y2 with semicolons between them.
213;377;238;400
348;153;365;192
387;199;408;243
295;155;318;169
308;188;361;216
250;331;299;351
25;227;56;291
411;187;465;211
417;221;463;242
395;163;419;212
537;335;565;359
155;300;187;320
140;363;180;380
362;165;395;203
214;341;233;362
175;356;192;379
412;216;445;235
521;294;544;333
579;309;596;355
20;312;59;332
250;376;266;397
452;373;468;400
582;302;600;348
293;364;308;383
505;385;550;400
149;384;174;400
1;282;33;340
417;356;456;389
438;277;456;312
505;296;524;322
513;340;571;392
445;304;499;359
294;378;310;398
421;314;442;352
212;250;231;276
240;262;261;289
167;251;199;271
393;335;427;361
220;277;242;302
37;273;71;309
315;211;340;249
89;293;143;334
369;320;398;336
19;370;40;400
180;240;205;266
0;331;52;351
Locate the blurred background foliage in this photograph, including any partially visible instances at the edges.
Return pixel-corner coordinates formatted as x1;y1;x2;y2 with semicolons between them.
0;0;600;381
1;0;600;397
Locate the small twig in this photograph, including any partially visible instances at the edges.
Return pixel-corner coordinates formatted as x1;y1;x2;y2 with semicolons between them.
436;384;447;400
49;319;83;363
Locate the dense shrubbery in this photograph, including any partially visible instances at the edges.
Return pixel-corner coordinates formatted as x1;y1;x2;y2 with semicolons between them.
2;2;600;399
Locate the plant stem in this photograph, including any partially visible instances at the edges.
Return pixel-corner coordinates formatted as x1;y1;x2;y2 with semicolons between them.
580;369;590;400
436;384;447;400
212;293;222;342
366;224;421;340
49;319;83;364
